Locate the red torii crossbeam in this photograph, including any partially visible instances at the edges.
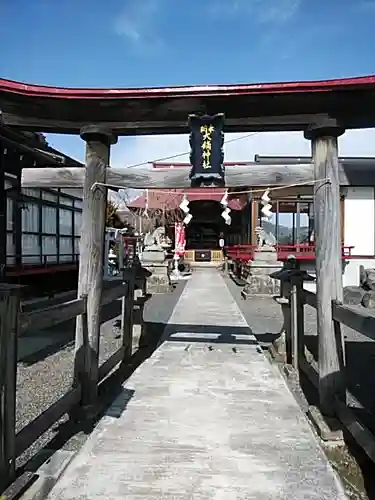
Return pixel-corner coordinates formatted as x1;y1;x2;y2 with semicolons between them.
2;74;371;420
1;75;375;134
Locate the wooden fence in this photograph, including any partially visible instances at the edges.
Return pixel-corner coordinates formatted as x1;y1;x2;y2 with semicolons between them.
278;271;375;463
0;266;145;492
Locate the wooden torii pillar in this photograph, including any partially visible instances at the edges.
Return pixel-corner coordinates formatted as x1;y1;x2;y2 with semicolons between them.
19;123;355;418
72;126;117;414
0;134;5;281
305;118;345;416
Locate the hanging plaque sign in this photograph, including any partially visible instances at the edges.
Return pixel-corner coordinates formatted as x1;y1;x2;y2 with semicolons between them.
188;113;225;187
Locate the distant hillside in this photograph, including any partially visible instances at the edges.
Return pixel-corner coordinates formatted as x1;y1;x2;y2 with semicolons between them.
261;220;309;244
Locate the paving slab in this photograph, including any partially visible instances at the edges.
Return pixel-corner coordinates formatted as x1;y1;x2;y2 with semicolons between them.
47;269;347;499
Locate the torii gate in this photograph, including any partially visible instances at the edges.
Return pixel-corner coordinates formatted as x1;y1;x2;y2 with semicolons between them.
1;75;375;418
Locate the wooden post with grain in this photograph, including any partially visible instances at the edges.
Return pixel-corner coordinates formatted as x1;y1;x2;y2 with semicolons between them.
224;256;229;274
296;278;305;364
281;285;293;365
0;285;21;491
288;274;306;371
289;281;299;371
73;125;117;413
121;271;136;360
0;135;6;282
305;120;346;416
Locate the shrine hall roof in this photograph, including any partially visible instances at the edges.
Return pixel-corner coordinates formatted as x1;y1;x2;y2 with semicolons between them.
128;189;248;212
1;75;375;134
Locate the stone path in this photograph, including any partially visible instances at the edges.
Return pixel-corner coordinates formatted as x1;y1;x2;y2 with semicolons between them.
47;269;347;499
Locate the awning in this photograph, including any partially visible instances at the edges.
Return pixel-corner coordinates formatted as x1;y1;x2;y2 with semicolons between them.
128;188;248;211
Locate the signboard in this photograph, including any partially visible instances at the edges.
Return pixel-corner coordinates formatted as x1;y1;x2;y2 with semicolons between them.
188;113;225;187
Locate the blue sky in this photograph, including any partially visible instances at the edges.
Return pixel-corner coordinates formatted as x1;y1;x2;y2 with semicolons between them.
1;0;375;206
2;0;375;87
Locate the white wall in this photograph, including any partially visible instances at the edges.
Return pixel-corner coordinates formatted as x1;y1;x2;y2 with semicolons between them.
301;188;375;289
343;259;375;287
343;187;375;287
344;187;375;255
60;188;83;199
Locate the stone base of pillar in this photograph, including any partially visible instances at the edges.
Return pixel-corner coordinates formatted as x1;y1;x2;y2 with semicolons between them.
269;330;287;363
241;247;283;298
268;296;289;362
140;249;171;294
143;263;172;294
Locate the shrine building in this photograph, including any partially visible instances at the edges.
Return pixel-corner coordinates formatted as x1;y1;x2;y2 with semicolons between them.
127;158;375;288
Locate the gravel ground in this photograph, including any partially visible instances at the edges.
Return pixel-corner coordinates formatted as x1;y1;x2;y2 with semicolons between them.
17;271;375;495
224;273;375;429
15;281;186;470
223;272;286;341
224;273;375;500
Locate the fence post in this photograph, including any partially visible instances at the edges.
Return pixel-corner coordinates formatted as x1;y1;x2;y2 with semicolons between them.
121;268;136;360
273;296;291;363
0;284;21;491
305;120;346;416
73;125;117;416
270;268;292;363
283;283;293;365
296;278;306;364
333;301;346;406
290;276;306;371
224;256;229;273
142;275;147;298
290;282;298;371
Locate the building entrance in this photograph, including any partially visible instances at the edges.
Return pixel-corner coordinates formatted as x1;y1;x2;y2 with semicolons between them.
185;200;225;250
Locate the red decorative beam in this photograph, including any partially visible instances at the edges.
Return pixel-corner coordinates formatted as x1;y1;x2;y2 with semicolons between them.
275;244;355;261
2;75;375;99
225;245;256;262
1;76;375;134
225;244;356;262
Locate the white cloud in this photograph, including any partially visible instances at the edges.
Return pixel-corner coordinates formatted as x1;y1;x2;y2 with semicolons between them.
46;129;375;208
356;0;375;10
110;128;375;168
208;0;300;23
46;129;375;171
114;0;161;50
106;128;375;206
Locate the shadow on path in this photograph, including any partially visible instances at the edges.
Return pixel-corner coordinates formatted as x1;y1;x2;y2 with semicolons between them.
18;281;186;475
19;300;125;365
141;322;257;348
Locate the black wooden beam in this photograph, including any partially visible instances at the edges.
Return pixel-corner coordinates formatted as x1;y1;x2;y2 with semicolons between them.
20;161;375;189
1;126;83;167
0;136;6;280
255;154;375;167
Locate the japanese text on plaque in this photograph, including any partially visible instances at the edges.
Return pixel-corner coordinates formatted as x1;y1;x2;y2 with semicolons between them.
200;124;214;169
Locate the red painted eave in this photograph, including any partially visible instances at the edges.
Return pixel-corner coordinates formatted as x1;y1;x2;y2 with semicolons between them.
128;189;247;211
1;75;375;99
3;75;375;134
152;161;254;168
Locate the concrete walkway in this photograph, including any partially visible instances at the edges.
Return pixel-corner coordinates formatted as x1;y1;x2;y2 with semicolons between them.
48;269;346;499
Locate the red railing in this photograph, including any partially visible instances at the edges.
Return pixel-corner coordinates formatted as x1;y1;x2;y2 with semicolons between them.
275;244;355;261
225;245;256;263
226;244;355;262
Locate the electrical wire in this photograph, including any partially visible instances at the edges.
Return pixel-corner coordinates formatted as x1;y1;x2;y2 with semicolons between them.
123;132;259;169
92;161;320;192
92;177;330;195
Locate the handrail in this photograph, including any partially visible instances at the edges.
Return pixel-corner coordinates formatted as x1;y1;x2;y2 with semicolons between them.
275;244;354;260
0;264;146;492
225;243;356;262
225;244;256;262
304;289;375;341
19;297;86;335
274;271;375;464
17;269;139;335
